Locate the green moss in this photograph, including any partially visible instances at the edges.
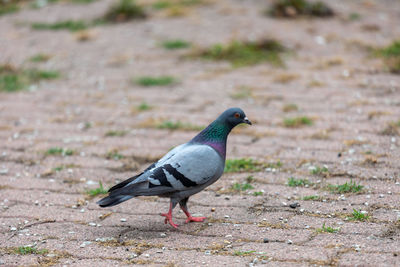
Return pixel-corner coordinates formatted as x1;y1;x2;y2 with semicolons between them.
198;40;285;67
86;181;108;196
162;39;191;50
134;76;177;86
283;116;313;127
268;0;334;18
31;20;88;31
326;180;363;194
224;158;263;173
104;0;146;22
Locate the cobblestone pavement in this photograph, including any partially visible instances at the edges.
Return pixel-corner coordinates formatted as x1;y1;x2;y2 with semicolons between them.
1;0;400;266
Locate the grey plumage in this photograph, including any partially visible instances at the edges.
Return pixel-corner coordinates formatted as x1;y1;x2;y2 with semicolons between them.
97;107;251;228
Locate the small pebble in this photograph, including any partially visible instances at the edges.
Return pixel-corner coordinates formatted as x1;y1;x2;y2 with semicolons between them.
263;238;269;243
211;207;216;212
88;222;97;227
224;215;230;219
80;241;92;248
287;240;293;244
160;233;166;238
120;218;127;222
289;202;300;209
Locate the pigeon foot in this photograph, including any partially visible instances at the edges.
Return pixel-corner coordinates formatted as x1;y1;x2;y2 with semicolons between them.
161;213;179;228
185;216;206;223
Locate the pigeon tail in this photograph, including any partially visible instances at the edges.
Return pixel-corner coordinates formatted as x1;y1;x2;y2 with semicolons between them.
97;195;133;207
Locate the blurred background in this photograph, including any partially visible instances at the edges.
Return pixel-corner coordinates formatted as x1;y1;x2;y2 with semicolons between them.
1;0;400;265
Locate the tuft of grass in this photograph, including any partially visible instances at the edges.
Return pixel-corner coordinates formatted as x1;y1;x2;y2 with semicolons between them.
86;181;108;197
348;209;370;221
197;39;286;67
302;195;320;201
309;165;328;176
52;164;78;172
152;0;205;12
326;180;363;194
348;12;361;21
137;102;152;111
105;130;127;137
0;65;59;92
231;182;254;192
287;177;313;187
45;147;75;156
104;0;146;23
265;161;282;169
27;69;60;80
15;246;48;255
105;150;125;160
375;41;400;73
283;116;313;127
253;191;263;196
134;76;177;87
381;122;400;136
29;53;51;63
0;1;19;16
31;20;88;32
268;0;334;18
316;223;339;233
230;86;252;99
162;39;191;50
282;103;298;112
156;120;204;131
224;158;263;173
233;250;256;256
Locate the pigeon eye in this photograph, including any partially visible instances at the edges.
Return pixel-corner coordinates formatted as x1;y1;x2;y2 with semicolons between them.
234;113;240;118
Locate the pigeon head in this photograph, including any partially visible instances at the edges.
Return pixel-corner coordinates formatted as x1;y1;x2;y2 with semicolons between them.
217;107;252;128
191;108;251;157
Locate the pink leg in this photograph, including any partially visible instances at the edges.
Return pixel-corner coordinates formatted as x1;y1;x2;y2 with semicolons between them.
160;202;179;228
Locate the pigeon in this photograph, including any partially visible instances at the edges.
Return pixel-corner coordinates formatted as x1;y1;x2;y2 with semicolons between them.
97;107;252;228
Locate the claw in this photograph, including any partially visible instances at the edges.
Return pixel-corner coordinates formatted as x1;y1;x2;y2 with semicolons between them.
161;212;179;228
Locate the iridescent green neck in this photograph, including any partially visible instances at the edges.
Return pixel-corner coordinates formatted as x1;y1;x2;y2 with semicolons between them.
191;120;232;157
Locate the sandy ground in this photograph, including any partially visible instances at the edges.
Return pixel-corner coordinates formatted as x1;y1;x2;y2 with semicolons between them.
1;0;400;266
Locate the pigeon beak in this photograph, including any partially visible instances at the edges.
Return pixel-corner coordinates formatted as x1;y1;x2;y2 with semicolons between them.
243;117;252;125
